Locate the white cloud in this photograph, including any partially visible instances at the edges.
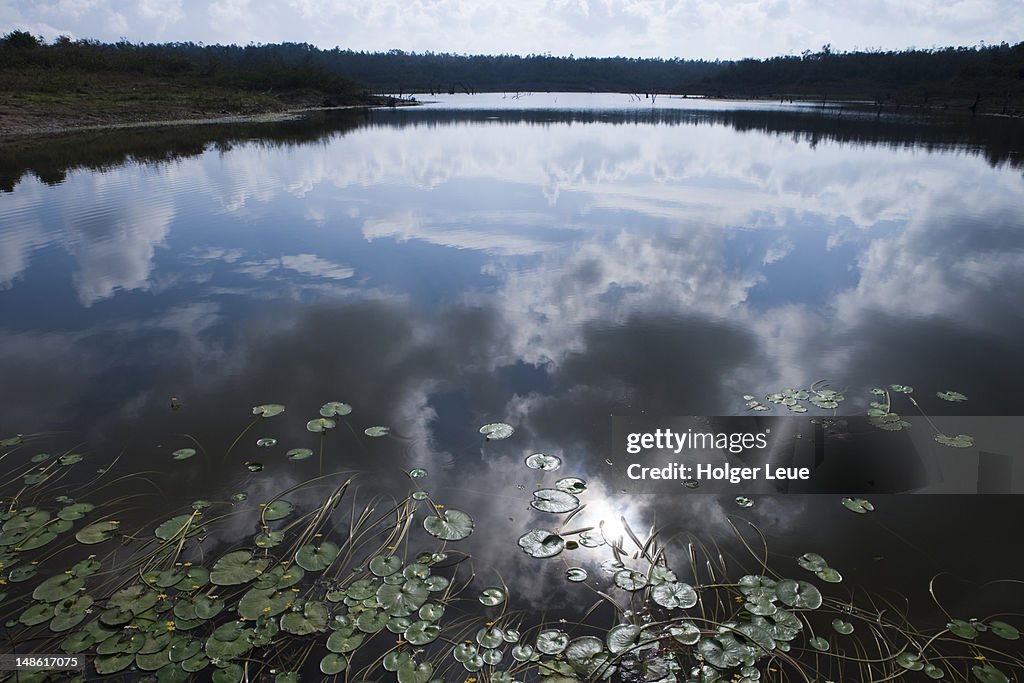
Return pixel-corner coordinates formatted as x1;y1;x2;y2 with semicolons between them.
3;0;1020;58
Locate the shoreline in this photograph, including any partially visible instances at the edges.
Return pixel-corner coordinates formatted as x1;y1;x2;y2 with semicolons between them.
2;92;1019;143
0;101;419;142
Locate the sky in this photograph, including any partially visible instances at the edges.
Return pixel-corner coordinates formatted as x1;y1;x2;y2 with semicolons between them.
2;0;1021;60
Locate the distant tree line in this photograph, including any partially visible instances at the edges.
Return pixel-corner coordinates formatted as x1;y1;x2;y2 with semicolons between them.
3;31;1023;110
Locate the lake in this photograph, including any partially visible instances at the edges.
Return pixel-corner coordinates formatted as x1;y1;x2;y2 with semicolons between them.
1;93;1023;680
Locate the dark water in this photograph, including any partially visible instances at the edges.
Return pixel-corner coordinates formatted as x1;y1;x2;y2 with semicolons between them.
2;94;1024;654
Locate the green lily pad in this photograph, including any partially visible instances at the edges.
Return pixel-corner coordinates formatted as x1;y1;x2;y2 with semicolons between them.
256;438;276;447
797;553;828;572
537;629;569;654
254;530;285;548
670;622;702;645
735;496;754;508
815;567;842;583
237;588;291;619
262;500;294;521
364;426;390;437
95;652;135;674
988;620;1020;640
936;391;967;402
972;664;1009;683
518;529;564;558
924;663;946;679
320;401;353;417
33;574;85;602
651;582;698;609
210;550;270;586
58;503;95;520
697;635;748;668
479;586;507;606
479;422;514;440
281;600;328;635
172;448;196;460
321;653;348;675
606;624;642;654
155;514;199;541
935;433;974;448
230;492;248;503
58;453;83;465
890;384;913;394
355;609;388;633
809;636;830;651
775;579;822;609
369;555;401;577
947;619;978;639
286;448;313;460
306;418;336;433
19;602;54;626
555;477;586;493
614;569;649;591
423;508;474;541
404;620;440;645
211;663;244;682
244;461;263;471
75;520;120;544
418;603;444;621
295;541;340;571
253;404;285;417
377;578;428;616
525;453;561;470
832;619;854;634
326;629;364;653
841;497;874;514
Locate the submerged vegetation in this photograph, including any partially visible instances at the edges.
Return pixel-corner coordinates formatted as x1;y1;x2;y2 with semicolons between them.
0;398;1021;682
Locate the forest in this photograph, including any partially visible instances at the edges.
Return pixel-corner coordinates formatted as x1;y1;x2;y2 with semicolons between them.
2;30;1023;120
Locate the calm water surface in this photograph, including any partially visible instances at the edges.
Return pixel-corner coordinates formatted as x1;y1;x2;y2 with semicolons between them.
2;94;1024;626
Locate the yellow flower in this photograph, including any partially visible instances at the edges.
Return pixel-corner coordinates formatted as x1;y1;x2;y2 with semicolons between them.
734;596;743;603
30;561;39;565
314;533;322;538
183;562;193;567
157;593;168;599
974;655;987;662
434;504;445;509
263;607;271;613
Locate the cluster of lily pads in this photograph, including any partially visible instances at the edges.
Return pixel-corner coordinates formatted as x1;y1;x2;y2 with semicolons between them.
1;400;1021;683
743;381;977;448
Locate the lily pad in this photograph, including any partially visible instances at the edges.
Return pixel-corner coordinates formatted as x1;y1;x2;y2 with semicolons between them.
285;448;313;460
210;550;270;586
423;508;474;541
479;586;507;606
320;401;353;417
670;622;702;645
33;574;85;602
815;567;843;583
988;620;1020;640
936;391;967;402
479;422;514;440
320;653;348;675
369;555;402;577
555;477;586;493
525;453;561;471
281;600;328;635
518;529;564;558
404;620;440;645
172;448;196;460
75;520;120;544
797;553;828;572
809;636;830;651
947;619;978;639
935;433;974;448
566;567;588;582
651;582;698;609
295;542;340;571
155;514;199;541
253;404;285;417
364;426;390;437
306;418;336;433
256;438;276;447
262;500;294;521
536;629;569;655
735;496;754;508
841;497;874;514
613;569;649;591
775;579;823;609
972;664;1009;683
530;488;580;513
832;619;854;634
